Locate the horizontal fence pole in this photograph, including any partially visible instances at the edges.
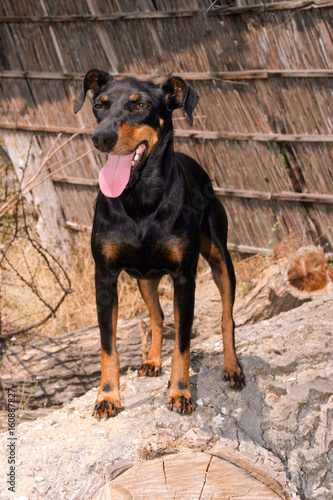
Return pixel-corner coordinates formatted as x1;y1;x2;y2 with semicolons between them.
1;69;333;82
65;221;93;231
2;123;333;143
213;0;331;14
53;177;333;204
64;220;271;254
0;0;330;23
53;176;98;187
227;243;271;254
175;130;333;143
0;123;93;134
214;188;333;204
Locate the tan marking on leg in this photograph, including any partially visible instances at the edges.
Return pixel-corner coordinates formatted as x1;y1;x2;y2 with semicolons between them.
97;348;120;402
138;279;163;376
201;234;245;390
159;118;164;127
167;296;194;413
93;292;122;419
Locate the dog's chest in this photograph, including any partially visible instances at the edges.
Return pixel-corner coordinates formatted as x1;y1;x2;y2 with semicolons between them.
100;234;185;277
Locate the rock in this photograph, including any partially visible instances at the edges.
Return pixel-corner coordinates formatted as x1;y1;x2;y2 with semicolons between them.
183;427;213;448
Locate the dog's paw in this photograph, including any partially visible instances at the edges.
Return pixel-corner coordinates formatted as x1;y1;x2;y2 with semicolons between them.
222;363;246;391
167;394;195;415
138;362;161;377
92;399;122;421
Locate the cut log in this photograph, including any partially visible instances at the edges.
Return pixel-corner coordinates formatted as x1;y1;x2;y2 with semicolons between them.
0;308;175;409
93;452;287;499
234;246;333;326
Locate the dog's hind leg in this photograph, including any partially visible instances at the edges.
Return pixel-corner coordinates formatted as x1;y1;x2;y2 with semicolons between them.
200;199;246;391
138;278;164;377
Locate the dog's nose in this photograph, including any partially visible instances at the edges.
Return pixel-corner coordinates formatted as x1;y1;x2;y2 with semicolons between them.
92;129;118;153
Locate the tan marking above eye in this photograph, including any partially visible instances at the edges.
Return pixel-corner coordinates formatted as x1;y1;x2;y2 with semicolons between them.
101;95;109;102
129;94;139;102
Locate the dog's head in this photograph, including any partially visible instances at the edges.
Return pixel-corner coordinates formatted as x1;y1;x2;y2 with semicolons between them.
74;70;198;197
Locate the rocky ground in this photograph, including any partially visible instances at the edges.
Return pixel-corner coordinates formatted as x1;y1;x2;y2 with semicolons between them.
0;274;332;499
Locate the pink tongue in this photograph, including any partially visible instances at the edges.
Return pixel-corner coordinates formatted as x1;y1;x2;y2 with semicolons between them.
99;153;134;198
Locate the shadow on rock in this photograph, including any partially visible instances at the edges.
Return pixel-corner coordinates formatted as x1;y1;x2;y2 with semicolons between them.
190;350;272;446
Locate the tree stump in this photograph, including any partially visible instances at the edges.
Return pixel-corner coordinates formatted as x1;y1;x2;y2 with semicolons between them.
92;452;287;499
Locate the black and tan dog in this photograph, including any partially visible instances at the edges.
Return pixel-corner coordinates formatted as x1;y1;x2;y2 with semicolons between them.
74;69;245;420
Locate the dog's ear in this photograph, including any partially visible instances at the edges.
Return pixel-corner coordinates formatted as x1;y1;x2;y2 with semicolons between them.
74;69;114;114
161;77;199;126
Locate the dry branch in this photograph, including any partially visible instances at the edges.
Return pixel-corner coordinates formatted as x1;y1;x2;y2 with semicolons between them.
139;320;150;363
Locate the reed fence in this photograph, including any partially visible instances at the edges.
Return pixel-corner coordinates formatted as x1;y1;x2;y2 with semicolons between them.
0;0;332;253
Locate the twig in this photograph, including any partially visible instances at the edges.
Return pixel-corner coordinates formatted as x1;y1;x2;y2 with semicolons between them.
139;320;150;363
25;146;93;194
1;291;70;338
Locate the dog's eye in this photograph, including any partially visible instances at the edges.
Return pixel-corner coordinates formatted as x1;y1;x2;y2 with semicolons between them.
136;103;149;109
94;103;104;110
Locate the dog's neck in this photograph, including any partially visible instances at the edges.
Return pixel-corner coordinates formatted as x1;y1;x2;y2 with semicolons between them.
120;127;180;210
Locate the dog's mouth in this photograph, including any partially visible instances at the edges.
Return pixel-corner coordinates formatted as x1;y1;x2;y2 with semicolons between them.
131;142;147;170
99;142;148;198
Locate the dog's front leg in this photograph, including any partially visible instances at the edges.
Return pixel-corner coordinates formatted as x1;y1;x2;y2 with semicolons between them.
92;267;122;420
167;272;196;414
